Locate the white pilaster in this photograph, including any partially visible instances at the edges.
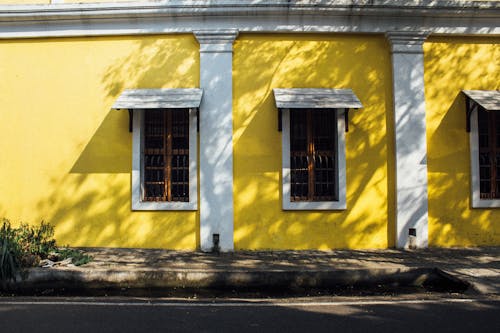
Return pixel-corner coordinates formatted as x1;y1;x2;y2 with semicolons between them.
194;29;238;252
386;31;430;249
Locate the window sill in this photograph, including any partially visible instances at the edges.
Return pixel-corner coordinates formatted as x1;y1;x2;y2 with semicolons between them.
283;200;346;211
470;197;500;209
132;200;197;211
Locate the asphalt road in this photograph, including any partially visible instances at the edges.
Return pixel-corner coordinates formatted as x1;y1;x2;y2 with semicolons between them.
0;297;499;333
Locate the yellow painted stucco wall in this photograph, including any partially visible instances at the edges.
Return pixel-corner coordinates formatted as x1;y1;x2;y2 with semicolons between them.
0;35;200;249
62;0;137;3
1;0;496;4
0;0;47;4
424;37;500;247
0;0;130;3
233;34;394;250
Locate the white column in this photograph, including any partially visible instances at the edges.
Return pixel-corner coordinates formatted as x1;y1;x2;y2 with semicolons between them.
194;29;238;252
386;31;429;249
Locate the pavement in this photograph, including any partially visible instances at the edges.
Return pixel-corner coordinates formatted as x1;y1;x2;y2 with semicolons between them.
5;247;500;296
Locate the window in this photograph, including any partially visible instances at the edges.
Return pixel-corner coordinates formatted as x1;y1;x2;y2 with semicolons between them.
464;90;500;208
143;109;190;202
274;88;362;210
113;88;201;211
282;107;346;210
477;108;500;200
290;109;338;202
132;108;198;210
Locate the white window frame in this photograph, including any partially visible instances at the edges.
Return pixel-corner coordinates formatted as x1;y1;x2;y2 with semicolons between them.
281;108;346;210
131;108;198;211
469;106;500;208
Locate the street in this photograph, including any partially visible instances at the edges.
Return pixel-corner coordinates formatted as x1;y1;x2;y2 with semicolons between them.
0;296;499;332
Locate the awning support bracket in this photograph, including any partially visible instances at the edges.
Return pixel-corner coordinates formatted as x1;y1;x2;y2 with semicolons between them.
278;108;282;132
128;109;133;133
466;97;484;133
196;108;200;133
466;97;473;133
463;92;500;132
344;108;350;133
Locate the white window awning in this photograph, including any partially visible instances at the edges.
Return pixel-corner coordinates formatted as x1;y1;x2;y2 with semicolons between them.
463;90;500;132
112;88;203;132
112;88;203;109
463;90;500;111
273;88;362;109
273;88;362;132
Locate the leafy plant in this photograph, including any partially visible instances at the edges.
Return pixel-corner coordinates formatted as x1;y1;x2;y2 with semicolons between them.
0;220;23;287
15;221;57;260
1;218;92;287
58;248;92;266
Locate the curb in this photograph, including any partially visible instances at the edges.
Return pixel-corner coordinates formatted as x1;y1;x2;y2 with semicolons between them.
3;266;470;295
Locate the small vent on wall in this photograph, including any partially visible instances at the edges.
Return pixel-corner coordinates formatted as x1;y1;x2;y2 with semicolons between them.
212;234;220;253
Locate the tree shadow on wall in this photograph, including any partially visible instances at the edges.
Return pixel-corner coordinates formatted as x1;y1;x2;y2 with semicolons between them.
232;34;396;250
30;35;200;248
102;35;199;99
424;36;500;247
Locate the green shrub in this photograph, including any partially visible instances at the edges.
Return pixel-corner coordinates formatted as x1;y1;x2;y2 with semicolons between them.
15;221;57;260
0;218;92;287
0;220;23;287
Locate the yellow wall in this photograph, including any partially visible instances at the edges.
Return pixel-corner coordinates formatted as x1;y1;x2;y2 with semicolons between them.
1;0;496;4
0;0;48;3
63;0;137;3
233;34;393;250
3;32;497;250
0;0;130;3
424;37;500;246
0;35;200;249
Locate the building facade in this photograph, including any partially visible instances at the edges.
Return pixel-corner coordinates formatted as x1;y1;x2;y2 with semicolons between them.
0;0;498;251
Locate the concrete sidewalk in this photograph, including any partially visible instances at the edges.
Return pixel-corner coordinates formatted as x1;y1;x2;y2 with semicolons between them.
7;247;500;296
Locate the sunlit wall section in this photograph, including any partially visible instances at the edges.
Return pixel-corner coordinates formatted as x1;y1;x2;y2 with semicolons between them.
61;0;138;3
0;35;200;249
0;0;132;3
0;0;49;4
424;37;500;247
233;34;393;250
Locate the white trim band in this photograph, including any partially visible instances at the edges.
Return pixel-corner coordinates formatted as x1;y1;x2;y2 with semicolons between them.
0;1;499;39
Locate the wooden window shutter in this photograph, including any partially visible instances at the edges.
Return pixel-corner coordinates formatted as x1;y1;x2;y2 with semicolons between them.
143;109;189;202
290;108;337;202
478;108;500;199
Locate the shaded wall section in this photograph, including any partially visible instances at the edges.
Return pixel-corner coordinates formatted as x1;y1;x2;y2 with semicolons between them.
233;34;393;250
424;36;500;246
0;35;199;249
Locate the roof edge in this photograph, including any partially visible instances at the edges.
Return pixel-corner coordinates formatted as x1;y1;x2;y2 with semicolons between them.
1;0;499;23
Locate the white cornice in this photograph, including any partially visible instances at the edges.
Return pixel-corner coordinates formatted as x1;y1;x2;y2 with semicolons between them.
194;29;238;53
386;31;429;54
0;0;499;38
1;1;499;20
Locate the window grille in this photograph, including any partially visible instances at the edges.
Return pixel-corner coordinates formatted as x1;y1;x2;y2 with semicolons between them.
478;108;500;199
143;109;189;202
290;109;337;201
